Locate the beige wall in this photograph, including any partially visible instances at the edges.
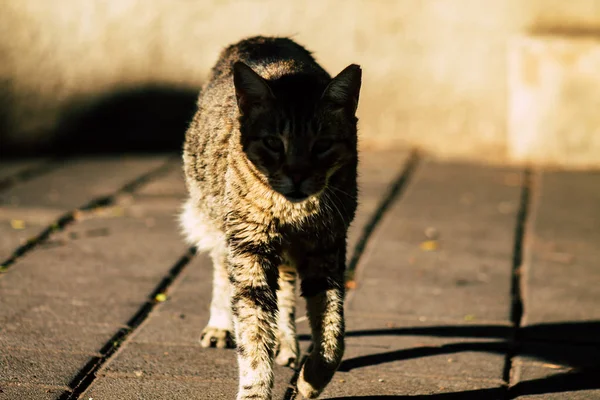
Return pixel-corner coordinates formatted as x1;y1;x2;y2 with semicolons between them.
2;0;600;165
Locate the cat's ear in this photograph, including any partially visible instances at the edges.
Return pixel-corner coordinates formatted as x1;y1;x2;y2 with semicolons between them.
233;62;274;115
321;64;362;114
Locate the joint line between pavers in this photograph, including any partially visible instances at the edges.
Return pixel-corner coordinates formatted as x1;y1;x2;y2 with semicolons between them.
0;158;66;193
0;158;177;273
58;247;196;400
345;149;420;284
502;167;536;398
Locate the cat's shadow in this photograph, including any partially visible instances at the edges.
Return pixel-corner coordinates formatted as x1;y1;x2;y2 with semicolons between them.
299;321;600;399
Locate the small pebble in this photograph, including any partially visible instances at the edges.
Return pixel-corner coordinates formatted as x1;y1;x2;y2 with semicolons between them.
378;379;385;382
10;220;25;230
419;240;438;251
425;227;439;239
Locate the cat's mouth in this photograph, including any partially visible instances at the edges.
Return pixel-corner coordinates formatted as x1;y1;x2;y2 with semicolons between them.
284;190;309;203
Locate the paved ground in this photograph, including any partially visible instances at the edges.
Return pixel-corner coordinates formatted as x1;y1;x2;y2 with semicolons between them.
0;150;599;399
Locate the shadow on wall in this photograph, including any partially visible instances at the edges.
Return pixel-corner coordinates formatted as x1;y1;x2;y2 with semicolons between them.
1;85;199;158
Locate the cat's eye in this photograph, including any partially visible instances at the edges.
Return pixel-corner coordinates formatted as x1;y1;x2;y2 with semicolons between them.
263;137;284;152
312;139;334;154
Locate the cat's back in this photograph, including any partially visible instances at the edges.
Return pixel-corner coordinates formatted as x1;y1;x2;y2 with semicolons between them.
210;36;329;85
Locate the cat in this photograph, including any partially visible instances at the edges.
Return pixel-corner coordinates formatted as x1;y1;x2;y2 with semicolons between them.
180;36;361;400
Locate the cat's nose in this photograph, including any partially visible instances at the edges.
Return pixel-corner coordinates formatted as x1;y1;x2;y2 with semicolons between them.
290;173;304;186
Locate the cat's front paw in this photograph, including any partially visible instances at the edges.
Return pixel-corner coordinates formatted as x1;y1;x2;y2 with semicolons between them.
200;326;235;349
275;339;299;368
296;354;337;399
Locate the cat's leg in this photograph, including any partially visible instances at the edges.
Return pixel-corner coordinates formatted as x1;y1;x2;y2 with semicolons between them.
297;251;346;399
200;246;235;348
275;265;299;368
180;201;234;348
229;247;279;400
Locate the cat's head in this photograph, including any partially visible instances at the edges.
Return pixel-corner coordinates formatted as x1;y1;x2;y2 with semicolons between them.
233;61;361;202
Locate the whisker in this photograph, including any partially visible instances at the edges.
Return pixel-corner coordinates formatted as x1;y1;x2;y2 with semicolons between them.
324;192;346;225
329;185;356;200
327;187;351;216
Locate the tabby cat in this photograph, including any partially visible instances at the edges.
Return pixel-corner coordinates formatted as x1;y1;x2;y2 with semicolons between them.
180;36;361;399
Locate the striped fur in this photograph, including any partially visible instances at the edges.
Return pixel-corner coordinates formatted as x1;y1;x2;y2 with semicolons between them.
180;36;361;400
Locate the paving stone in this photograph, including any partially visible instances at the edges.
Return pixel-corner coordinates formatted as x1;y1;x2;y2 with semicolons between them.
0;160;46;182
132;311;206;346
100;342;294;398
0;382;68;400
156;288;213;321
0;348;95;386
0;206;60;266
134;162;187;199
511;375;600;399
337;313;511;342
321;374;505;399
514;388;600;400
340;316;506;378
337;339;506;381
0;222;47;264
522;170;600;344
143;252;213;321
0;157;168;209
0;163;190;391
515;342;600;374
101;342;238;380
0;157;169;261
511;342;600;399
346;149;411;258
0;261;168;302
290;315;506;398
348;161;521;322
520;321;600;351
0;319;117;353
0;292;143;327
350;245;512;322
84;376;238;400
0;214;187;300
120;195;184;218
